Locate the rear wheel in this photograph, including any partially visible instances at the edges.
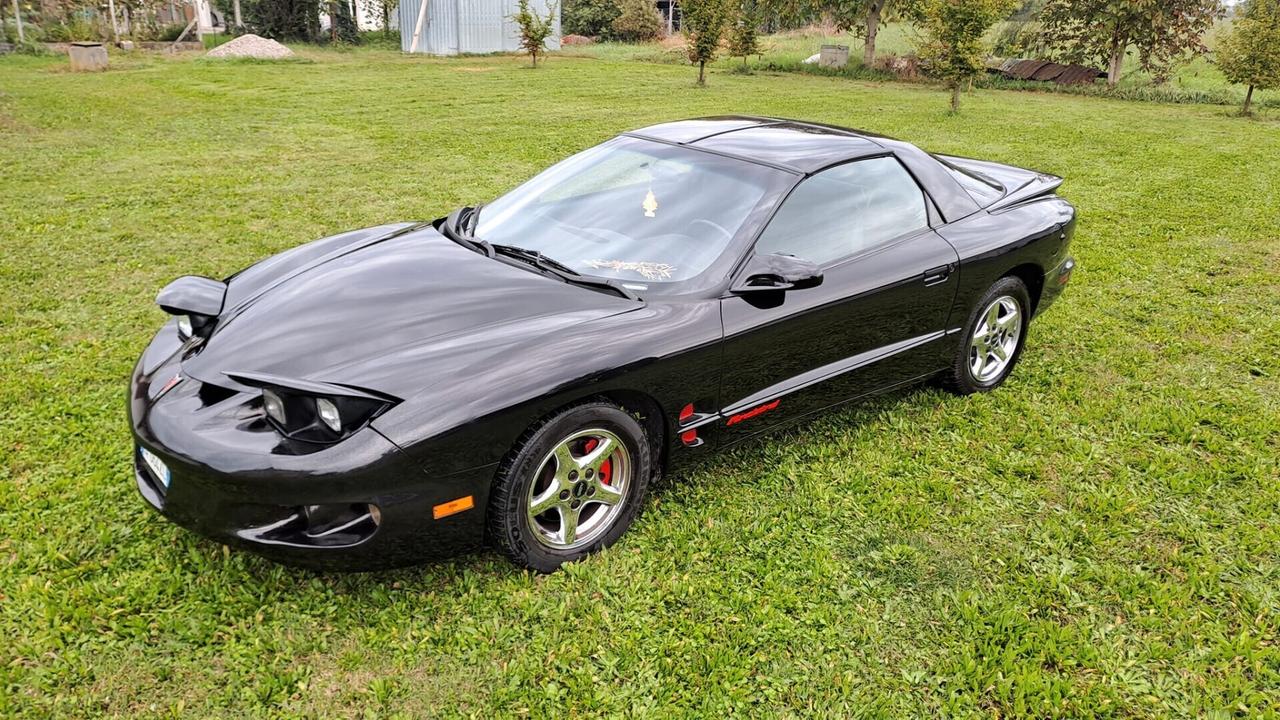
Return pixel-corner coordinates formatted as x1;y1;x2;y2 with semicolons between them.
943;276;1031;394
489;402;651;572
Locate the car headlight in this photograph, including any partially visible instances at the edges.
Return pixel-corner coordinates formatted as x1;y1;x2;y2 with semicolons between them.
262;388;287;425
316;397;341;433
258;387;391;443
175;313;215;341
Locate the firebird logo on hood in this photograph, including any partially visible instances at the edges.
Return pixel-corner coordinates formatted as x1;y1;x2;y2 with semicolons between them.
726;399;780;426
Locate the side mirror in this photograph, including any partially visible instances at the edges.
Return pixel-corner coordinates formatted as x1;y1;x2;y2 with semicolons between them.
731;253;824;294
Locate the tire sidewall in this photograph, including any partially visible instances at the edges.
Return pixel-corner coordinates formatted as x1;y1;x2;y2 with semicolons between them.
494;403;651;573
957;277;1031;392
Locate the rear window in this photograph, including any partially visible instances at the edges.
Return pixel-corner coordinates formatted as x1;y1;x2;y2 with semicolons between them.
936;157;1005;207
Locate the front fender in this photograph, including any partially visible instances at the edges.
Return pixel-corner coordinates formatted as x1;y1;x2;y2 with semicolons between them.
372;299;724;478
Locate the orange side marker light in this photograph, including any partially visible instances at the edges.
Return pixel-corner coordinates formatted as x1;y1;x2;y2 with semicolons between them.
432;495;475;520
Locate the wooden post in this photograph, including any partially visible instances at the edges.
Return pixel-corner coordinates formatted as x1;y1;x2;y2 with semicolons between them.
170;16;197;48
410;0;430;53
12;0;24;43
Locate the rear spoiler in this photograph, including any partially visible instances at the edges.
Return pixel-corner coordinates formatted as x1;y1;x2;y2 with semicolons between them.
936;154;1064;212
987;173;1064;212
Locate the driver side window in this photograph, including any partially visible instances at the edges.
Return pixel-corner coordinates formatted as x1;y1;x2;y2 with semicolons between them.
754;157;929;266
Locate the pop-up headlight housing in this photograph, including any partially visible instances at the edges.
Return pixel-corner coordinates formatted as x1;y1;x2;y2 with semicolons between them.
156;275;226;340
227;371;398;444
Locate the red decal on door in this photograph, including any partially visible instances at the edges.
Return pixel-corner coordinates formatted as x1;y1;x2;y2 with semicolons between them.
726;399;781;426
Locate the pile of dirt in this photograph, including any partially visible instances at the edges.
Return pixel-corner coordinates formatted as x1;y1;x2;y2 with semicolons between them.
561;34;594;46
206;34;295;59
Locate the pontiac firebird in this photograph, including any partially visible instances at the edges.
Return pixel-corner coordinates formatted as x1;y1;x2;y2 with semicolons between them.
129;117;1077;572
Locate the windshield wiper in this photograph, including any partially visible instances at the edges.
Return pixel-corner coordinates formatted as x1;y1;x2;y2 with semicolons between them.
491;244;638;301
439;206;493;257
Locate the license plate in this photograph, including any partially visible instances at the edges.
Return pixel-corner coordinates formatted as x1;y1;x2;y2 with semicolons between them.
140;446;171;488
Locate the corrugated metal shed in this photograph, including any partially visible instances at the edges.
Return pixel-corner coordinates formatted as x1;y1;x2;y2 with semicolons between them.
993;58;1104;85
399;0;560;55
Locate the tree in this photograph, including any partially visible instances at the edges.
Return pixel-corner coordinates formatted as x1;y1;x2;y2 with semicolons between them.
242;0;323;41
915;0;1017;111
683;0;730;84
1216;0;1280;114
1038;0;1223;88
512;0;557;67
611;0;663;41
727;0;761;66
361;0;399;35
563;0;620;38
850;1;924;67
763;0;921;66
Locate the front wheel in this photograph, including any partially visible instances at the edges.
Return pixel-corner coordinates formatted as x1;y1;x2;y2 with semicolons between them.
943;276;1031;395
488;402;652;572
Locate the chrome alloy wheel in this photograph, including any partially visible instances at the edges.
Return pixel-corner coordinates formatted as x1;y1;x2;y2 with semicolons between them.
969;295;1022;383
526;428;631;550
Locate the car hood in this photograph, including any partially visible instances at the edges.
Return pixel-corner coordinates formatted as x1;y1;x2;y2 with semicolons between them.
180;224;638;397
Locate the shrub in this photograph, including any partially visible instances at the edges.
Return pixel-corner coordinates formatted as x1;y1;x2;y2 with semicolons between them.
563;0;621;37
239;0;323;42
3;18;45;44
611;0;665;42
155;23;193;42
43;17;105;42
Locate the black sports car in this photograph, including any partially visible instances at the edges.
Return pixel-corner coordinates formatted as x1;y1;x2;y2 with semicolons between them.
130;117;1076;572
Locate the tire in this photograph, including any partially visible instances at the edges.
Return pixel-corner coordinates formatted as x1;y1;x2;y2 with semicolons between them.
942;276;1032;395
488;401;652;572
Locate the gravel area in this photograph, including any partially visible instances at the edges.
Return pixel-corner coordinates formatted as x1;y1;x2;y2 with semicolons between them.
206;34;295;59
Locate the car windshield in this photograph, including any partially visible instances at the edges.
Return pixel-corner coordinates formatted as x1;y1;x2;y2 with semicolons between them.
475;137;779;286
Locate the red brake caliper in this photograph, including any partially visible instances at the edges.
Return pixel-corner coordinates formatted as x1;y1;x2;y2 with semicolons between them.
583;437;611;485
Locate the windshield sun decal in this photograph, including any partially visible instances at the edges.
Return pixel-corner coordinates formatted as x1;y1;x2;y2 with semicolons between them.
586;260;677;281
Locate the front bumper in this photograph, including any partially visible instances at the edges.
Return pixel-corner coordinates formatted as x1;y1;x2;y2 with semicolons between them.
129;323;494;571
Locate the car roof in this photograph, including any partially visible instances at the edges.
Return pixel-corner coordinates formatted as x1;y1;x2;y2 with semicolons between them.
624;116;890;174
624;116;982;223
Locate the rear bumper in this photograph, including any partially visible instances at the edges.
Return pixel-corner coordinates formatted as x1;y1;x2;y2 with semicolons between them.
129;326;495;571
1036;255;1075;316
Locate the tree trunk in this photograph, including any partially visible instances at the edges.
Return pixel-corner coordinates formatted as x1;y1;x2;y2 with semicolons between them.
862;1;881;68
532;50;538;68
1106;43;1124;88
11;0;25;44
950;83;961;113
233;0;242;28
383;2;390;36
107;0;121;43
698;60;705;85
1243;85;1254;115
329;0;338;41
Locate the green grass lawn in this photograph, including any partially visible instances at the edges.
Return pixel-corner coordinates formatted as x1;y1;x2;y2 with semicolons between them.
2;47;1279;718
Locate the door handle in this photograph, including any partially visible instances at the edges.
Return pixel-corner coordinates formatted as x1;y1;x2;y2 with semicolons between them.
923;264;954;286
